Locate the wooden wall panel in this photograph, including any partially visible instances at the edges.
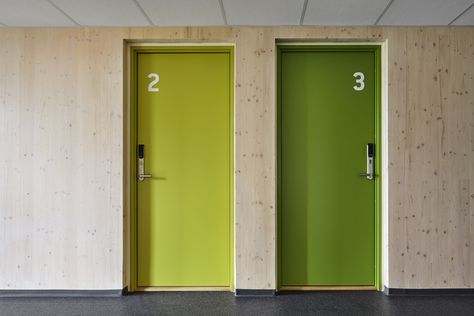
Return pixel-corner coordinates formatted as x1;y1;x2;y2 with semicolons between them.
233;28;277;289
0;29;126;289
0;26;473;290
385;28;474;288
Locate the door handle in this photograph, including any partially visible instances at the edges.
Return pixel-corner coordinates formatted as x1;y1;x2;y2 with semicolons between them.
359;143;374;180
137;144;152;181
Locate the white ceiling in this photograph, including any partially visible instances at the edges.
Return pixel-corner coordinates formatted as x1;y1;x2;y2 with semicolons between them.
51;0;149;26
303;0;392;25
452;3;474;24
223;0;305;25
0;0;75;26
0;0;473;27
137;0;224;26
378;0;473;25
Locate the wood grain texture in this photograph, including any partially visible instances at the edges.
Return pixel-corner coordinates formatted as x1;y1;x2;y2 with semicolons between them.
0;26;473;290
385;27;474;288
0;29;125;289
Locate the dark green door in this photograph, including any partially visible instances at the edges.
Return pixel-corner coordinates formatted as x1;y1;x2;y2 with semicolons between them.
279;46;379;286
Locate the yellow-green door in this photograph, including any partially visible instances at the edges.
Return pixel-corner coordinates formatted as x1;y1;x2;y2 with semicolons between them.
135;48;233;287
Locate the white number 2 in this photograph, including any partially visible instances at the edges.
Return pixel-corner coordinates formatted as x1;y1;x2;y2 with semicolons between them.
148;73;159;92
353;72;365;91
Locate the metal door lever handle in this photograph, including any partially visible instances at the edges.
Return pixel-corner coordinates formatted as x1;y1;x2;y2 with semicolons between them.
359;172;374;180
138;174;152;181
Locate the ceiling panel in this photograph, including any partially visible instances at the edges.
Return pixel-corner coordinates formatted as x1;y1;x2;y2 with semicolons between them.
452;4;474;25
303;0;391;25
0;0;473;27
378;0;473;25
137;0;224;26
0;0;75;27
223;0;305;25
51;0;150;26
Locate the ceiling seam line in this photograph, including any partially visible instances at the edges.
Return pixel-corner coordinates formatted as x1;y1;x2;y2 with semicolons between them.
374;0;395;25
46;0;81;26
132;0;154;26
218;0;228;26
448;2;474;25
299;0;309;26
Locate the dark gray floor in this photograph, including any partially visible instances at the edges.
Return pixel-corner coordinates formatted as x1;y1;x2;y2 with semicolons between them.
1;291;474;316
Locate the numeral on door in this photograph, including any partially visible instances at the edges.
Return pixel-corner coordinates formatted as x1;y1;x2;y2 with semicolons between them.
353;72;365;91
148;73;160;92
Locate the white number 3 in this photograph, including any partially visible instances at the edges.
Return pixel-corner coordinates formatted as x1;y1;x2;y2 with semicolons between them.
353;72;365;91
148;73;159;92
